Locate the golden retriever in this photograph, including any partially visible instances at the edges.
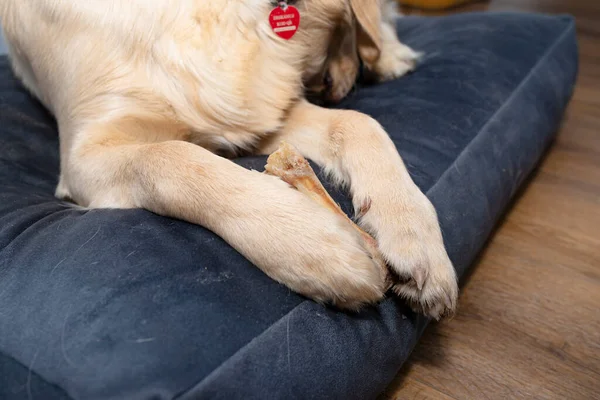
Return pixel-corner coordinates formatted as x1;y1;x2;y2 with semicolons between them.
0;0;458;319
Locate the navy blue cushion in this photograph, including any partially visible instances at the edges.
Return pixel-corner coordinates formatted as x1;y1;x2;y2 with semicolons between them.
0;32;6;55
0;12;577;400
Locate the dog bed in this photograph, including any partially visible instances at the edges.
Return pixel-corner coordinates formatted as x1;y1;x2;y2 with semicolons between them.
0;12;577;400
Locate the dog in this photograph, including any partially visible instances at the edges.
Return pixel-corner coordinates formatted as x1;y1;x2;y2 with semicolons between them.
0;0;458;319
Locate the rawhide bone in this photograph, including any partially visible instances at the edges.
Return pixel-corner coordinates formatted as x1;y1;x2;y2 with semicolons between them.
265;142;392;289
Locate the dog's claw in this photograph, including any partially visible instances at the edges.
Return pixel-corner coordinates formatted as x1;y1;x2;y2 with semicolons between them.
356;197;372;219
413;265;427;291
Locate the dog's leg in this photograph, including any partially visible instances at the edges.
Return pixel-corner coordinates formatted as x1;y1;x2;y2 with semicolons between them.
372;21;421;81
259;101;458;319
371;1;420;81
64;126;388;310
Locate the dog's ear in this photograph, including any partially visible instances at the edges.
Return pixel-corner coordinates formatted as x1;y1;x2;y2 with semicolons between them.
349;0;382;65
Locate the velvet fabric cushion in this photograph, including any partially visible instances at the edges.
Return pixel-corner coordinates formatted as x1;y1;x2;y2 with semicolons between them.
0;12;577;400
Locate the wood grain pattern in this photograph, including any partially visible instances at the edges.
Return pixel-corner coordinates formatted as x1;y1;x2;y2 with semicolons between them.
386;1;600;399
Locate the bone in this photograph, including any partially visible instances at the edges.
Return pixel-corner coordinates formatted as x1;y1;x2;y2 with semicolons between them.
265;142;391;288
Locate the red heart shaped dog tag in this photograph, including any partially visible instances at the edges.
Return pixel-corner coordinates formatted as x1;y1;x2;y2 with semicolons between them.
269;5;300;40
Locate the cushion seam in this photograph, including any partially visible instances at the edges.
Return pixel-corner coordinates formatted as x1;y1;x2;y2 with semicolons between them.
0;350;74;400
172;302;310;399
174;17;575;400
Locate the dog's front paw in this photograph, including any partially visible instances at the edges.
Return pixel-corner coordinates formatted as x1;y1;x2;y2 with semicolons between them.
236;174;389;311
360;189;458;319
373;42;420;82
389;240;458;320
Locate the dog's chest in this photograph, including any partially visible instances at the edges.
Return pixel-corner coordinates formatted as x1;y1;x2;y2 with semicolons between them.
152;3;305;150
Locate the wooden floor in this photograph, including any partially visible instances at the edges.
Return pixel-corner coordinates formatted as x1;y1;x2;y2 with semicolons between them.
385;1;600;399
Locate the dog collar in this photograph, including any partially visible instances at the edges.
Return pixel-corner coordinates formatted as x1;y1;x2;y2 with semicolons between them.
270;0;298;6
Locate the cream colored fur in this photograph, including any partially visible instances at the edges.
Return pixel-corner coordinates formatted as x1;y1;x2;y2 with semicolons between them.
0;0;458;318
